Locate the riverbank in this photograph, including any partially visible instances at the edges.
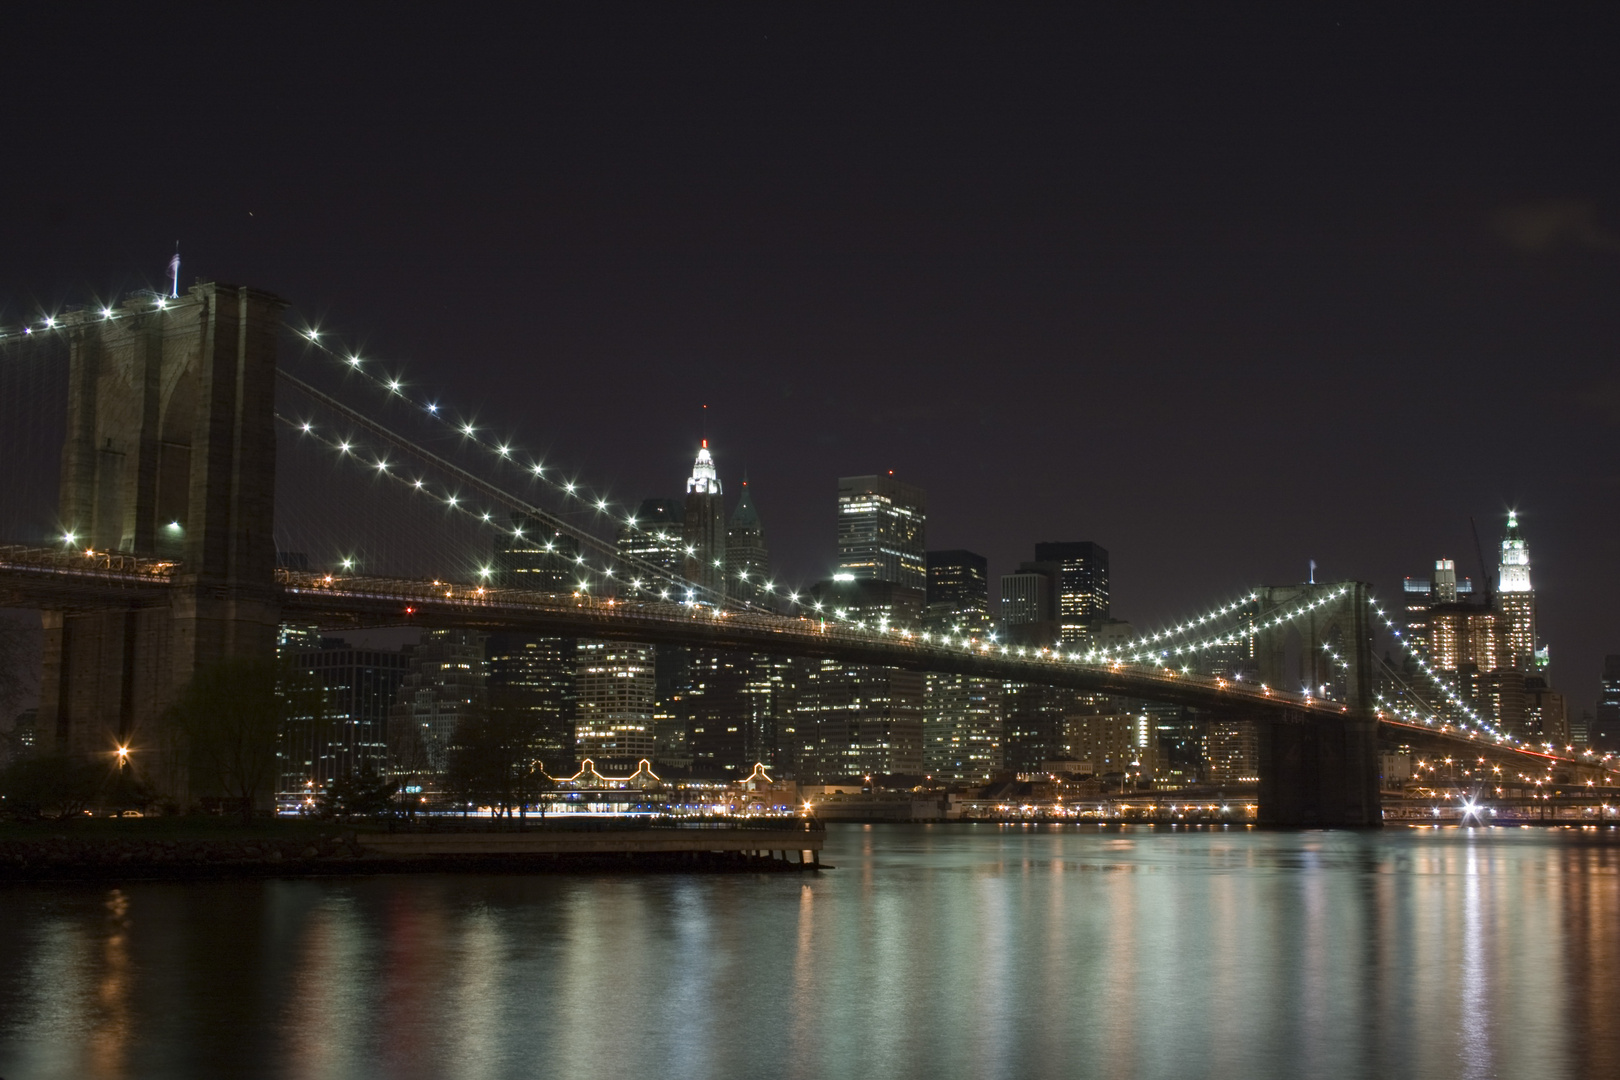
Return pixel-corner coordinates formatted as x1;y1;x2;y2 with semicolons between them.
0;818;824;880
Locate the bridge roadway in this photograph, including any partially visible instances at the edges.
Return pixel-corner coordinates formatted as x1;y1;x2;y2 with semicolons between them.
5;545;1609;780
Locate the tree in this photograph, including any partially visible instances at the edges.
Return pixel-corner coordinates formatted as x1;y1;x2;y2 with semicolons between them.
445;689;550;817
315;766;400;820
0;753;104;820
169;656;324;822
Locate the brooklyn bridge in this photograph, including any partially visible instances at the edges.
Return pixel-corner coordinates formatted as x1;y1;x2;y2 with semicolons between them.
1;283;1608;824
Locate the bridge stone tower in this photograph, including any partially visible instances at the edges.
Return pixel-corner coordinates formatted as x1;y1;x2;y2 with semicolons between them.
1251;581;1381;826
39;283;286;800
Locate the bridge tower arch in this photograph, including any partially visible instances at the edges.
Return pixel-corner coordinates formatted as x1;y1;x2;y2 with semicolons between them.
1251;581;1381;826
39;283;286;802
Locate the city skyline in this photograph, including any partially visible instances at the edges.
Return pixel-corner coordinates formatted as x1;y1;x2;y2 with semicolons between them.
1;8;1614;713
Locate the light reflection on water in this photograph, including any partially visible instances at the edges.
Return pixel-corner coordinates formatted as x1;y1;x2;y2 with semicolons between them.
2;825;1618;1080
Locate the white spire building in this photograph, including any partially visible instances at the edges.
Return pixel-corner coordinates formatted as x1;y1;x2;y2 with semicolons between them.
1497;511;1541;670
682;440;726;601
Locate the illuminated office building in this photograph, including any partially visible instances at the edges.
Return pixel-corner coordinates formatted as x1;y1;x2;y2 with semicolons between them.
494;513;580;592
925;549;990;634
1000;565;1059;647
617;498;686;595
486;633;577;776
795;577;925;779
1593;656;1620;752
922;549;1001;780
836;474;926;590
1497;511;1541;671
574;640;656;768
1033;541;1109;643
278;637;408;805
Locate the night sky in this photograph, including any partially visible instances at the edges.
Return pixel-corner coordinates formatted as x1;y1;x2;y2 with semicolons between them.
3;6;1616;711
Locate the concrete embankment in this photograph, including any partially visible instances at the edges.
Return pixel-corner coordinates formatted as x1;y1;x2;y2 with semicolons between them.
0;824;824;881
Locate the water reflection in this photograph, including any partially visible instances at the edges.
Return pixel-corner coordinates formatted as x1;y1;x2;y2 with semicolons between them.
2;826;1618;1080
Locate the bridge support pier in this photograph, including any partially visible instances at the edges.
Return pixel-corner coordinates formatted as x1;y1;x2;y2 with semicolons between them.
1257;714;1382;827
38;284;285;807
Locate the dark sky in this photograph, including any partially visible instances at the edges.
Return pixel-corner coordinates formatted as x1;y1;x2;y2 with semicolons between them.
3;5;1617;711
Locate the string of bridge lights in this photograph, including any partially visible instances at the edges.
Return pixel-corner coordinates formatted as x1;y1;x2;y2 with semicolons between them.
0;301;151;343
289;320;657;542
1106;595;1259;652
278;320;1388;692
1096;587;1352;667
280;398;1362;687
287;317;1291;656
1364;597;1510;742
6;306;1609;752
18;307;1531;724
21;307;1484;706
275;410;726;605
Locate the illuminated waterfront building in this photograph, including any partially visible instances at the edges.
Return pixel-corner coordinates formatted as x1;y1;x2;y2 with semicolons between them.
836;474;926;591
1064;709;1156;785
687;649;796;774
1522;675;1570;747
801;479;928;779
1001;682;1072;775
683;441;726;601
574;640;656;769
489;517;578;775
1206;718;1260;784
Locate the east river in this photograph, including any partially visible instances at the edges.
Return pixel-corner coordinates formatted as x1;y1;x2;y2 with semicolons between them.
2;824;1618;1079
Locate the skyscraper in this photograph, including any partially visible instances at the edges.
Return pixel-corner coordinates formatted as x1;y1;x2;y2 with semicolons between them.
836;474;926;591
1033;541;1109;643
687;649;796;774
726;479;770;605
486;634;576;775
1000;565;1058;646
924;549;990;634
278;637;408;806
389;629;488;790
493;513;579;592
574;640;656;767
1497;511;1539;671
922;549;1000;781
1593;656;1620;752
618;498;686;595
489;516;578;774
794;577;925;779
683;441;726;601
